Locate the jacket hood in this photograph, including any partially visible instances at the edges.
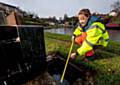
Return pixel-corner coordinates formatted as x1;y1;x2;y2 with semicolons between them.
84;15;101;31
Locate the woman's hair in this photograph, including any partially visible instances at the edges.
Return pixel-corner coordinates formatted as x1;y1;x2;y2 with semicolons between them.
78;9;91;17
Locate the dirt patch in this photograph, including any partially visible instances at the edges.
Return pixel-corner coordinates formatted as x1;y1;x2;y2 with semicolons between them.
23;72;57;85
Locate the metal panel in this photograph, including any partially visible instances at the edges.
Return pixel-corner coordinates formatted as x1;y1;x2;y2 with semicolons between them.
0;25;46;85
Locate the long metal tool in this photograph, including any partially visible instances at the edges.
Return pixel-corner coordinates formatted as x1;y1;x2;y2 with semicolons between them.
60;39;74;83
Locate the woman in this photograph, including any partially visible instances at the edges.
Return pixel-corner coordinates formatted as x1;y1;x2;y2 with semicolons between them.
70;9;109;62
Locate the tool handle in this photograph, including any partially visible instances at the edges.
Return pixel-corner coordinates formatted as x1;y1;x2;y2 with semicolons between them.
60;40;74;83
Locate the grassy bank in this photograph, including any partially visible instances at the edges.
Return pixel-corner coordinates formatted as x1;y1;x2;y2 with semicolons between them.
44;32;120;85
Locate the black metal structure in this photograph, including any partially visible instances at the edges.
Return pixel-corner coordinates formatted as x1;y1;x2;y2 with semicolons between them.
0;25;46;85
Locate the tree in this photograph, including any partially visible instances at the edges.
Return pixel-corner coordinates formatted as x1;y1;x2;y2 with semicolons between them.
48;16;57;23
111;0;120;12
35;15;39;19
58;17;63;23
110;0;120;24
52;16;57;23
63;14;69;22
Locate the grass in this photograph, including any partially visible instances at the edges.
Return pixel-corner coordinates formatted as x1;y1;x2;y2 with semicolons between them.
44;32;120;85
44;32;71;41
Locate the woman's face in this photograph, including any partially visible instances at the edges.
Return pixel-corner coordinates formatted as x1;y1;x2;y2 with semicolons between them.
78;14;89;27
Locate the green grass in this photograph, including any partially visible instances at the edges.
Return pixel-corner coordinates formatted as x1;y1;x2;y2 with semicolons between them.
44;32;71;41
44;32;120;85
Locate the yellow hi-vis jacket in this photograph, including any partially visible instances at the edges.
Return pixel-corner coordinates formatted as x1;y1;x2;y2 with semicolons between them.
73;22;109;56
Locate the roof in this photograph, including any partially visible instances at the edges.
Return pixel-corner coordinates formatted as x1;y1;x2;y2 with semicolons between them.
0;2;18;9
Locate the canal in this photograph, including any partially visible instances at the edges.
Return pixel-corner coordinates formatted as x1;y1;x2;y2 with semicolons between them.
45;28;120;41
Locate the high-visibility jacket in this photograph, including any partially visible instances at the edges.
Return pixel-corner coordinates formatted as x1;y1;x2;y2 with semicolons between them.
74;32;94;57
73;22;109;57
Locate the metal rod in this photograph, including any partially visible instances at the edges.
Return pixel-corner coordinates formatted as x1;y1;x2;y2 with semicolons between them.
60;40;74;83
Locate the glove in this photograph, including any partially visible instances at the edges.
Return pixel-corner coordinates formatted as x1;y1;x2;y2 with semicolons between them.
70;52;77;60
109;11;117;17
71;35;75;41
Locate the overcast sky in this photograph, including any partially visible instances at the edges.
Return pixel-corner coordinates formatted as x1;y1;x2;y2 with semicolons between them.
0;0;117;18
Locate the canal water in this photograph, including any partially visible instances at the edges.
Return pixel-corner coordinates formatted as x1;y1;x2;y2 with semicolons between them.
45;28;120;41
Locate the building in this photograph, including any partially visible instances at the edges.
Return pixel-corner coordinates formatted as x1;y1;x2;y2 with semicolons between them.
0;2;24;25
0;2;23;17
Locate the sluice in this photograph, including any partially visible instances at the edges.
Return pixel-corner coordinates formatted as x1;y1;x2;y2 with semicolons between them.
0;25;46;85
47;52;96;85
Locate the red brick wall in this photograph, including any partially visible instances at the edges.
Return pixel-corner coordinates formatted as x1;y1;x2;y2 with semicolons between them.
6;11;17;25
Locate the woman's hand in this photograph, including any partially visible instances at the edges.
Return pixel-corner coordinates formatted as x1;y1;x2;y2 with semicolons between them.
70;52;77;60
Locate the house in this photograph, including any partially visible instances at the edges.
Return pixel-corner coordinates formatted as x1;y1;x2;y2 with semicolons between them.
0;2;23;17
0;2;24;25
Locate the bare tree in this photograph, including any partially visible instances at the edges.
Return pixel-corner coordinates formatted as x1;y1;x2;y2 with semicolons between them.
111;0;120;12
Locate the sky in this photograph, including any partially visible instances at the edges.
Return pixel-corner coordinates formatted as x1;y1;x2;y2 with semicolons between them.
0;0;117;19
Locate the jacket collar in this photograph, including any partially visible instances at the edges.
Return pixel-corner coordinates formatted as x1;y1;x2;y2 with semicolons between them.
78;15;101;31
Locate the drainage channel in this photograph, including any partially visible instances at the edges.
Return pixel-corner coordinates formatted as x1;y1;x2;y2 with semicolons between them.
46;52;96;85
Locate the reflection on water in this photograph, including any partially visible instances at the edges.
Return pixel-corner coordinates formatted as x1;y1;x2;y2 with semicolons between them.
45;28;120;41
45;28;73;35
53;74;70;85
